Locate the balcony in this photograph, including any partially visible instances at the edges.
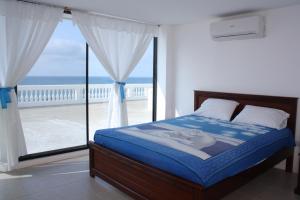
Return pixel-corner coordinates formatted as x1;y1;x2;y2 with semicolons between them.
18;84;153;154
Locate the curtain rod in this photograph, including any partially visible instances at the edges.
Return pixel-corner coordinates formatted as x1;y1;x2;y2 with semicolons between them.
17;0;160;27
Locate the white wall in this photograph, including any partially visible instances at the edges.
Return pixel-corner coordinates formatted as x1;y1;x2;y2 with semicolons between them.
172;5;300;138
170;5;300;171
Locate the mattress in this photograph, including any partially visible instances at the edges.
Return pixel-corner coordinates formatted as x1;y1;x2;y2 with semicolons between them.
94;115;294;187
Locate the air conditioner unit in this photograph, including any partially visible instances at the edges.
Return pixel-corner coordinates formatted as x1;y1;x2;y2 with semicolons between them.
210;16;265;41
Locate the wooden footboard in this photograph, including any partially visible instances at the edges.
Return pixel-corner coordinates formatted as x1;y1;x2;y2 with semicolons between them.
89;142;293;200
89;142;204;200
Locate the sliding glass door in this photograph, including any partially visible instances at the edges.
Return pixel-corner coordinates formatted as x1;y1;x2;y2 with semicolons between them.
17;17;158;159
18;19;88;157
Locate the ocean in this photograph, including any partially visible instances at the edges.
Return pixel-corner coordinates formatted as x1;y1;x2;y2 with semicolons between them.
20;76;152;85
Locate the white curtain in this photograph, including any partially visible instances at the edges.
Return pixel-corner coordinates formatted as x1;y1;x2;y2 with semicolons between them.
72;12;158;128
0;1;63;172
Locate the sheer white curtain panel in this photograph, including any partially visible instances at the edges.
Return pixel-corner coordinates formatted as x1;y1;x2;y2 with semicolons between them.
0;1;63;171
72;12;158;128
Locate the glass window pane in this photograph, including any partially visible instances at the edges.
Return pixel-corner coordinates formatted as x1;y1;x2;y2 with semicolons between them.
88;49;112;140
18;19;87;154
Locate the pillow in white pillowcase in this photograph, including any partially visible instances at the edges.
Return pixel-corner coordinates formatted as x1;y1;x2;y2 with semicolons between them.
194;98;239;121
232;105;290;129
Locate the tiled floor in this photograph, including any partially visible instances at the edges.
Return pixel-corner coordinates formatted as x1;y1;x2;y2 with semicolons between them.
0;156;299;200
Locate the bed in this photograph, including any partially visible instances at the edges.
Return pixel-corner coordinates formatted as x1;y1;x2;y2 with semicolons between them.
89;91;298;200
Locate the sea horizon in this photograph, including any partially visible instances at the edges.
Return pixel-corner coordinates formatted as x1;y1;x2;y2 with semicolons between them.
20;76;153;85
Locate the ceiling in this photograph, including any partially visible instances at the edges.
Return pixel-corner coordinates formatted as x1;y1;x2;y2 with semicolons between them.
35;0;300;24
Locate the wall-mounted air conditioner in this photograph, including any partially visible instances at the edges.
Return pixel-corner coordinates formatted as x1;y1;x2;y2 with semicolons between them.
210;16;265;41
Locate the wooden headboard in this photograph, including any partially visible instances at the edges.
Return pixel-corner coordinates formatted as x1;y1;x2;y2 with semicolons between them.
194;90;298;134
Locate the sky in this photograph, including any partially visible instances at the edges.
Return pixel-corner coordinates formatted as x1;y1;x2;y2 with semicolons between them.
27;19;153;78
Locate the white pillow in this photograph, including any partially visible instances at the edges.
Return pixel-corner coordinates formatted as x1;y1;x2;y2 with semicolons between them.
232;105;290;129
194;98;239;121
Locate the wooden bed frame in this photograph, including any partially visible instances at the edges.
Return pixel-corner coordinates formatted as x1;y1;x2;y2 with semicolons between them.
89;91;298;200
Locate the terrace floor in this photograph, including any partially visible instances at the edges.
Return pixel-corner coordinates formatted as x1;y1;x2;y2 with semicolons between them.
19;100;152;154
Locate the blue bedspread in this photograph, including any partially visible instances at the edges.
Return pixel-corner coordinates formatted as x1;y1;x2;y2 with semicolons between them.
94;115;294;187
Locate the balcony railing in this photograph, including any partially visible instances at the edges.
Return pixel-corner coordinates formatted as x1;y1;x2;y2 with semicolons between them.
17;84;153;108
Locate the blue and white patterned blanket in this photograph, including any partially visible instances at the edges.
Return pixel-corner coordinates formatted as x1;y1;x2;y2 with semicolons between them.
94;115;294;187
118;115;271;160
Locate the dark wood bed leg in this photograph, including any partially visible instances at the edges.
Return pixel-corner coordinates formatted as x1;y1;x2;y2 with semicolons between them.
294;153;300;194
285;150;294;173
90;171;95;178
89;144;95;178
